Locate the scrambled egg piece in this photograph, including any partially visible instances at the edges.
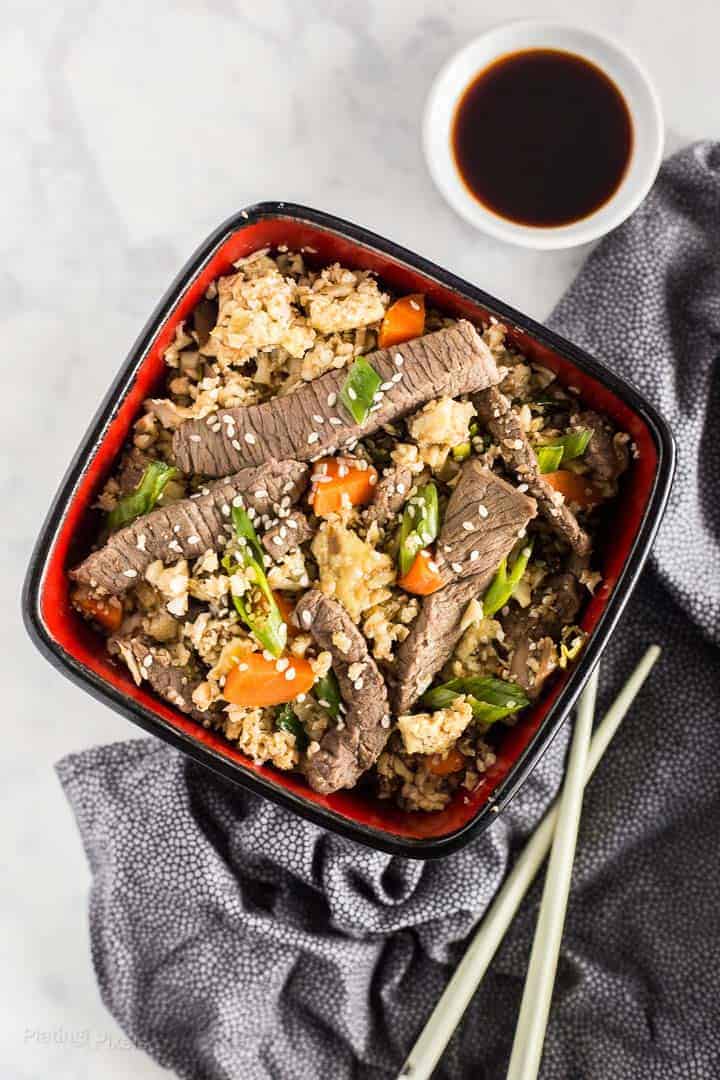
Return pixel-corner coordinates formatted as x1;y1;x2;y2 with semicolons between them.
311;521;395;622
408;397;476;470
300;265;387;334
397;697;474;756
204;266;315;367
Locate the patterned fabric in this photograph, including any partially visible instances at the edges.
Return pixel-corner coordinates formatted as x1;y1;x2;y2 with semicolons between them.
58;143;720;1080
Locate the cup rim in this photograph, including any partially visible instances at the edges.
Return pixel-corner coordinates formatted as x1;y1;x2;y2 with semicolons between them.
423;20;664;250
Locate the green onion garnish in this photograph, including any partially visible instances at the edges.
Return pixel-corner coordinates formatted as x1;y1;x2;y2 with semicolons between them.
275;703;308;749
340;356;382;425
107;460;178;532
452;441;472;462
421;675;529;724
482;539;534;618
223;506;287;657
314;669;342;719
536;429;592;474
398;483;440;576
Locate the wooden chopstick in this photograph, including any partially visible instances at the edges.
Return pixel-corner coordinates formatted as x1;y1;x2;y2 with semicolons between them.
397;646;661;1080
505;666;599;1080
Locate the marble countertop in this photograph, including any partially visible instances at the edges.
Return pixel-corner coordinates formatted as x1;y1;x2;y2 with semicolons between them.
2;2;714;1076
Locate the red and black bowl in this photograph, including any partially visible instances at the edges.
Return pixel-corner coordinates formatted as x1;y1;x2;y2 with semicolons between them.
22;203;675;858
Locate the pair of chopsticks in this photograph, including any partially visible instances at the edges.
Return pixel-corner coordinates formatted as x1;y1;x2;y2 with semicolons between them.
398;646;660;1080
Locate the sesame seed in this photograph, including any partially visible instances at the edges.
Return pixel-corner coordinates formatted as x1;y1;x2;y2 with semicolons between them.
122;568;138;578
393;354;404;367
187;535;200;545
271;535;284;545
307;432;319;444
469;550;479;561
391;371;403;383
232;440;241;451
189;434;202;443
517;483;529;493
478;504;489;518
428;559;439;573
353;678;364;690
347;387;357;401
451;562;463;573
142;654;153;667
380;381;393;392
238;662;249;672
301;609;313;628
369;473;377;486
296;693;306;704
396;483;406;495
327;392;337;407
462;521;474;531
312;414;324;424
254;489;268;499
173;524;181;533
372;392;383;403
380;715;391;729
221;504;230;517
245;432;257;445
329;416;342;426
262;650;274;661
233;495;245;507
275;657;289;672
284;667;297;681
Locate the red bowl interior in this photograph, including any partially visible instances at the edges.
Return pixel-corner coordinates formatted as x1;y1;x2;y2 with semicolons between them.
38;216;658;842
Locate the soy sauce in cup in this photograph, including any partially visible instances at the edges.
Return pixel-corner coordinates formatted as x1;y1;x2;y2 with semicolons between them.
452;49;633;227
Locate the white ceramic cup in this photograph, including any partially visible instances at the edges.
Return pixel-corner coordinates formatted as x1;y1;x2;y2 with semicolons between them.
423;21;664;249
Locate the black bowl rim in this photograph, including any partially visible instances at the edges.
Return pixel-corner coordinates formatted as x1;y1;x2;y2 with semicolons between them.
22;201;676;859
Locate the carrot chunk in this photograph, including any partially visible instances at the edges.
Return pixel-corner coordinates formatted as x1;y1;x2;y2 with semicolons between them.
223;651;315;708
398;549;444;596
426;748;466;776
308;457;378;517
378;294;426;349
544;469;602;509
72;586;123;632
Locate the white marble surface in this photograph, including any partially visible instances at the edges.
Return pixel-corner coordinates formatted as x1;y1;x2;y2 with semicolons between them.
2;2;715;1076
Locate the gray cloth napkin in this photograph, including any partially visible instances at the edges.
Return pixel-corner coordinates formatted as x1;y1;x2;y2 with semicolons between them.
57;142;720;1080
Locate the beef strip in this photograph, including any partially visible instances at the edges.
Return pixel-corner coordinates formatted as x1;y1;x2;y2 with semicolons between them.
434;460;537;586
572;409;630;486
362;464;415;528
390;472;537;714
502;572;583;697
111;635;213;724
261;510;312;559
293;590;390;795
173;320;500;476
71;459;308;596
474;386;592;556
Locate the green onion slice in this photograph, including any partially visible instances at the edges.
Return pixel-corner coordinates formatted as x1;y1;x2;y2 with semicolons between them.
398;482;440;576
223;505;287;657
275;704;308;750
107;460;178;532
536;429;592;474
314;669;342;719
340;356;382;425
482;538;534;618
421;675;529;724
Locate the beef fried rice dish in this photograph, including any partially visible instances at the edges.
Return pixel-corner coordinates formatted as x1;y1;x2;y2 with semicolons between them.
70;249;631;811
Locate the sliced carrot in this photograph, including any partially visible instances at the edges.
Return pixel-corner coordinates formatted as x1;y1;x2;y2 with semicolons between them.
426;748;466;776
308;457;378;517
398;549;444;596
378;294;426;349
544;469;602;509
274;592;299;637
223;651;315;708
72;586;123;633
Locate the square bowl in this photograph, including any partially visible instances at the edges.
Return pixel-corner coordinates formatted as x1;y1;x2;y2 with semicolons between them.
23;203;675;858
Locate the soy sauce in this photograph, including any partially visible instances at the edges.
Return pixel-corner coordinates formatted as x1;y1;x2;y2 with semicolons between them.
452;49;633;227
